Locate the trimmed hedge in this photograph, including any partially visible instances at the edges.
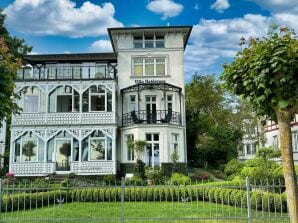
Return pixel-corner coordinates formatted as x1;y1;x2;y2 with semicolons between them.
2;185;287;213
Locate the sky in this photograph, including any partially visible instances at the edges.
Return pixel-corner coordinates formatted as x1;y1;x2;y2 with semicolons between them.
1;0;298;82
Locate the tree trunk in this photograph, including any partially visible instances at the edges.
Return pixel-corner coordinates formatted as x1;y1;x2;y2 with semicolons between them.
277;111;298;223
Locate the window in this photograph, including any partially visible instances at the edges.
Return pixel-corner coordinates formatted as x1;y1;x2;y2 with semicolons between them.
94;65;106;78
172;133;179;154
133;58;166;76
133;34;164;48
146;133;160;167
82;85;112;112
49;86;80;112
292;131;298;151
273;135;279;150
167;95;173;112
127;134;134;161
129;95;136;112
14;132;44;163
20;86;40;113
81;130;112;161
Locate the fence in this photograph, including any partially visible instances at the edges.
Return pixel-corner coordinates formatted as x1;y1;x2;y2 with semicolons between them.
0;177;290;222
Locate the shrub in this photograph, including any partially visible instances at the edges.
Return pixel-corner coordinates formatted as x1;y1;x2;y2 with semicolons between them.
224;159;244;178
170;173;190;185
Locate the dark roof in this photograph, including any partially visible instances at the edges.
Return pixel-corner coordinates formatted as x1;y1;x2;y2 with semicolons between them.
108;26;193;52
24;53;117;64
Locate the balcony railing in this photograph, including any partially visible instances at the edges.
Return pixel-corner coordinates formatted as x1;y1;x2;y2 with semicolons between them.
16;65;116;81
122;110;181;127
12;112;116;126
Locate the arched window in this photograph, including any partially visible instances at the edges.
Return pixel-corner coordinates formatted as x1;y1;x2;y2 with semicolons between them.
49;86;80;112
81;130;112;161
82;85;112;112
14;132;44;162
18;86;46;113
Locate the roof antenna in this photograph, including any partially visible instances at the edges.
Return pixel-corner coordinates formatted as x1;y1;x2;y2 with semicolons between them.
167;22;170;26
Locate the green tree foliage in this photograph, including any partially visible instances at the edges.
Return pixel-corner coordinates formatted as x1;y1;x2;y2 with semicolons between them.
224;159;244;179
186;74;243;168
22;141;36;161
256;146;281;159
0;9;32;125
221;26;298;222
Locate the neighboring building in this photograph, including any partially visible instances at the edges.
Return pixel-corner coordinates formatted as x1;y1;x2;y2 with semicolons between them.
239;114;298;165
0;121;6;168
9;26;192;176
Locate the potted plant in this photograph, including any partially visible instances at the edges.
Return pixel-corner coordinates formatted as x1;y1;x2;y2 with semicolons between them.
145;166;161;185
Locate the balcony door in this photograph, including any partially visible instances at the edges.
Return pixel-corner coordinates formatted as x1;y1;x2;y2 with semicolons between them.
146;96;156;123
55;139;71;172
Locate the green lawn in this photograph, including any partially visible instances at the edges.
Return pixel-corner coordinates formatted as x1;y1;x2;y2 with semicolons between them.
0;201;289;223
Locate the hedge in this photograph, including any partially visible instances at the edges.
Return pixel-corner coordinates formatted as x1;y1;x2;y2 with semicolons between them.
1;185;287;213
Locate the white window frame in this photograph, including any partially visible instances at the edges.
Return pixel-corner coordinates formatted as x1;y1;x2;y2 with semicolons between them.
145;133;160;167
126;134;135;162
14;136;39;163
23;95;40;113
128;95;137;112
132;57;167;76
171;133;179;154
133;33;165;48
55;137;72;164
292;131;298;152
89;136;107;161
89;86;107;112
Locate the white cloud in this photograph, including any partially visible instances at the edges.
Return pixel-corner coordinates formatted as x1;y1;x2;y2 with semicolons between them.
146;0;183;20
89;40;113;52
184;14;271;81
249;0;298;13
211;0;230;13
4;0;123;38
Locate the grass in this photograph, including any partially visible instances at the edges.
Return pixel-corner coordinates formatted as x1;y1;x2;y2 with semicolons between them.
0;201;289;223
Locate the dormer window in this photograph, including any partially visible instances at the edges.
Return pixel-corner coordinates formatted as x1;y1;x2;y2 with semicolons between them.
133;34;165;48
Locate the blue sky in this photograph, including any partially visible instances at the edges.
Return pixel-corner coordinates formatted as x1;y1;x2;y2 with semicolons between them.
1;0;298;81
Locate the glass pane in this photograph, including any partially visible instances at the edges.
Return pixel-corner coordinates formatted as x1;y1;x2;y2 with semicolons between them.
14;139;21;162
133;41;143;48
73;138;79;161
23;68;32;79
156;58;165;63
134;58;143;64
47;139;54;162
153;134;159;141
56;139;71;171
95;65;106;79
145;64;154;76
91;95;105;111
107;137;112;160
74;91;80;112
146;134;152;141
40;91;46;113
81;138;89;161
146;144;152;166
22;139;37;161
57;95;72;112
145;41;154;48
82;90;89;112
134;65;143;76
72;65;81;79
155;41;164;48
107;91;112;112
90;85;105;93
156;64;165;75
38;139;44;162
90;139;105;160
153;143;160;166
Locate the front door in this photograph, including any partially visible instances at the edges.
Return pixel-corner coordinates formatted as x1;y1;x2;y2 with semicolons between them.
56;139;71;172
146;96;157;123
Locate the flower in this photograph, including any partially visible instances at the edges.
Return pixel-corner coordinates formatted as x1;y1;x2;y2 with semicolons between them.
5;172;14;178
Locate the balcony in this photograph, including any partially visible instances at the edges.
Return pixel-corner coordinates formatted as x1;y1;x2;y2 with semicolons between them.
12;112;116;126
16;65;116;81
122;110;181;127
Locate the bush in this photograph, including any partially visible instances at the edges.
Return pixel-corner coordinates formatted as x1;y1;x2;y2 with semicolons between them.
161;163;187;177
170;173;190;185
224;159;244;178
1;183;287;213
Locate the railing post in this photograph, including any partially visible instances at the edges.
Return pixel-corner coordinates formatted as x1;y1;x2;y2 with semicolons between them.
121;177;125;223
246;177;252;223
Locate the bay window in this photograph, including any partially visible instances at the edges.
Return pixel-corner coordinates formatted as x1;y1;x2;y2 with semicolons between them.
133;57;166;76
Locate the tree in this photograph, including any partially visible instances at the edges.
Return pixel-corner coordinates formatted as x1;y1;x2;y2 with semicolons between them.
0;9;31;126
221;26;298;222
185;74;243;167
22;141;36;161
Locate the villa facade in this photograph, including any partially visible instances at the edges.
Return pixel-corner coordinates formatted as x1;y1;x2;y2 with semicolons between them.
239;114;298;165
8;26;192;176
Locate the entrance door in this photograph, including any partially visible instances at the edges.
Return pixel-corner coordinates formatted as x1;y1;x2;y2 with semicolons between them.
56;139;71;172
146;96;157;123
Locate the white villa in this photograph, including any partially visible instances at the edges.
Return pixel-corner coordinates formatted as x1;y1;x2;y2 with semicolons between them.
7;26;192;176
239;114;298;164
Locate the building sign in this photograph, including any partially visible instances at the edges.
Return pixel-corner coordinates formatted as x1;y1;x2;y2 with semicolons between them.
134;80;166;84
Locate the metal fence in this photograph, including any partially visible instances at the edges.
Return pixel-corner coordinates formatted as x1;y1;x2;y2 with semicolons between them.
0;177;290;222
